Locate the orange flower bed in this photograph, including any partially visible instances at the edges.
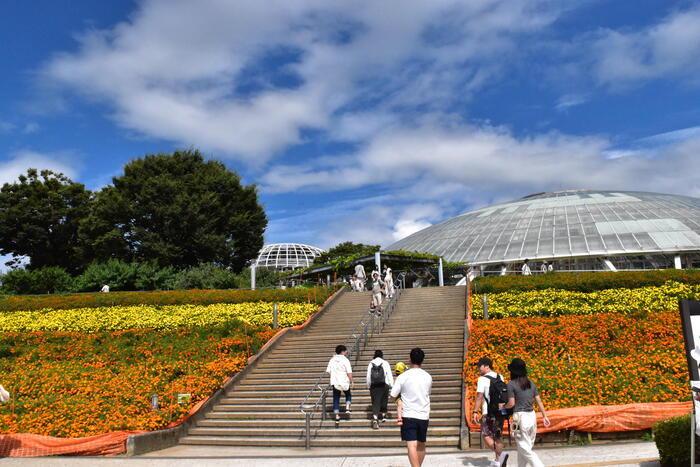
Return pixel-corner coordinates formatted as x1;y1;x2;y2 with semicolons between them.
0;325;276;437
466;310;689;409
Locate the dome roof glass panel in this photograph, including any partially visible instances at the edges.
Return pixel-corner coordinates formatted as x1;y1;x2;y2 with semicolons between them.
387;190;700;265
254;243;325;270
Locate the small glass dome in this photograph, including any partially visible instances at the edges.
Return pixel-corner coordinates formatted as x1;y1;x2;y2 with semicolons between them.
254;243;325;271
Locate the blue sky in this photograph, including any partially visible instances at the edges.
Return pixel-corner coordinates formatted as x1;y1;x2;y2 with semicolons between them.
2;0;700;258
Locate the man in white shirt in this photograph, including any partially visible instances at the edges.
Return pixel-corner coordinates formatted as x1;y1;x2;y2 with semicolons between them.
354;264;367;291
391;347;432;467
366;349;394;429
326;345;354;427
473;357;507;467
521;259;532;276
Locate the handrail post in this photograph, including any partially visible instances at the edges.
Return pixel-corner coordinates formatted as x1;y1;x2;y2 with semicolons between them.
321;392;327;421
305;411;311;450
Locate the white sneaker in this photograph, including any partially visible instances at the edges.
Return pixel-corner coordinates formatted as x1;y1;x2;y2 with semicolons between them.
498;452;509;466
345;402;352;413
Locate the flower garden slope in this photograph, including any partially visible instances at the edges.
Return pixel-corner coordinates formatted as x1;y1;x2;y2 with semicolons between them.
472;281;700;318
0;302;318;332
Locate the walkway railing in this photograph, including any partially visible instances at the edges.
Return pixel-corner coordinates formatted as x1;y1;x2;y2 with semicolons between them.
299;274;405;449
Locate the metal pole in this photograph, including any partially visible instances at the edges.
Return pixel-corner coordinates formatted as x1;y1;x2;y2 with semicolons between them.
273;303;278;329
438;258;444;286
251;265;256;290
692;407;696;466
375;251;381;274
482;294;489;320
305;411;311;450
322;393;327;421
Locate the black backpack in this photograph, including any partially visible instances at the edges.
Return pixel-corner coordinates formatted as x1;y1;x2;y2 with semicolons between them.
370;363;385;387
485;374;511;418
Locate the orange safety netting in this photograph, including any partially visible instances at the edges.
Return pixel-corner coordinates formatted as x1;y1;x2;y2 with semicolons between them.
0;289;343;457
462;279;692;435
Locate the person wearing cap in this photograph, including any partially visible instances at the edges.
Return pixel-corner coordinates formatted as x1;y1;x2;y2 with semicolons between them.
472;357;507;467
503;358;551;467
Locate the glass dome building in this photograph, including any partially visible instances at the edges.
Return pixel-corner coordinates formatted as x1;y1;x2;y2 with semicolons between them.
387;190;700;272
253;243;325;271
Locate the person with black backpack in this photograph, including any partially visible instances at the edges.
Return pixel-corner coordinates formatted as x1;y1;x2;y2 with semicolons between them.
366;349;393;429
473;357;509;467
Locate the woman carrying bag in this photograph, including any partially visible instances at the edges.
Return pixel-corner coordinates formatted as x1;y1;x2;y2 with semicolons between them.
502;358;550;467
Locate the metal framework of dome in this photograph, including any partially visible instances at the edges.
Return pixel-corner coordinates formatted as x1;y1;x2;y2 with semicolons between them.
254;243;325;270
387;190;700;271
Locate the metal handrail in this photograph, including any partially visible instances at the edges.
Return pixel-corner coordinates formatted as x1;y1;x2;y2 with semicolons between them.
299;274;405;449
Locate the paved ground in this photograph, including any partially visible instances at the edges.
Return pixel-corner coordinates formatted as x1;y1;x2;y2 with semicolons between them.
0;441;661;466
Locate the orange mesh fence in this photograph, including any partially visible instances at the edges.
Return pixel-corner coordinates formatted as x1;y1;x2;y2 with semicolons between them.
464;384;691;433
0;431;143;457
0;289;342;457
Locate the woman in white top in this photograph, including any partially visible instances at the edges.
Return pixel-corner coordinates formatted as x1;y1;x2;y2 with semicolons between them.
383;266;394;299
371;272;385;312
521;259;532;276
326;344;354;426
367;349;394;429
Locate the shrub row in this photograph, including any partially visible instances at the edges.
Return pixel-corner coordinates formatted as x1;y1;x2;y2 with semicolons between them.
472;281;700;319
653;414;691;467
472;268;700;294
0;260;283;295
0;287;337;312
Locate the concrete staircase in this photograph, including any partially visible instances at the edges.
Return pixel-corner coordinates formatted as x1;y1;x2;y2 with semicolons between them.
178;286;466;449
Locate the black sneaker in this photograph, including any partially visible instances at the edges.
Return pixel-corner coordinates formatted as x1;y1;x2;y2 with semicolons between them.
335;416;340;428
380;415;387;423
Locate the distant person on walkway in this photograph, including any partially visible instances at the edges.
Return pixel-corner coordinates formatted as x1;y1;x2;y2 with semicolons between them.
354;264;367;291
391;348;432;467
521;259;531;276
500;264;508;276
540;261;548;274
370;271;385;313
384;266;395;299
367;349;394;429
503;358;551;467
473;357;507;467
100;284;110;293
326;344;354;427
547;262;553;273
350;275;360;292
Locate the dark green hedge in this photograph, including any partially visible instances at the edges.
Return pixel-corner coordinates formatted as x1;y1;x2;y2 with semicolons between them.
0;286;339;312
472;269;700;293
653;413;691;467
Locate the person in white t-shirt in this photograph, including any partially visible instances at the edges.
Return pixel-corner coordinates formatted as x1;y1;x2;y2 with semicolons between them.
100;284;110;293
326;344;354;427
521;259;532;276
391;347;432;467
473;357;507;467
354;264;367;291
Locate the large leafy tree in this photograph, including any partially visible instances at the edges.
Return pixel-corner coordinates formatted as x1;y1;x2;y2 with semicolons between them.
0;169;91;272
80;149;267;271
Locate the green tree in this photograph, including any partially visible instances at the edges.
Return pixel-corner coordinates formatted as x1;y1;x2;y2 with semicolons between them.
0;169;91;272
313;241;380;265
80;149;267;271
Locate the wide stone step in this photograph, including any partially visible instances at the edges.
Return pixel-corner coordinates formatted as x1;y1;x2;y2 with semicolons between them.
229;386;459;395
218;394;461;404
187;426;460;437
235;377;464;387
179;435;460;447
264;355;464;365
211;401;461;412
196;417;460;428
203;408;461;420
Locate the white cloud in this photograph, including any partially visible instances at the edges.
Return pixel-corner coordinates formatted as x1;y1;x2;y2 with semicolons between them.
592;5;700;85
22;123;40;134
0;150;80;186
42;0;565;162
555;94;587;110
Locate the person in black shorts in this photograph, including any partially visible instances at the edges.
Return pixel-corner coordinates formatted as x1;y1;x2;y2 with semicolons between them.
391;348;432;467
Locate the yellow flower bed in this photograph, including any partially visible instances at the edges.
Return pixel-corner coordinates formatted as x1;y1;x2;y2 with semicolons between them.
0;302;317;332
472;281;700;318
